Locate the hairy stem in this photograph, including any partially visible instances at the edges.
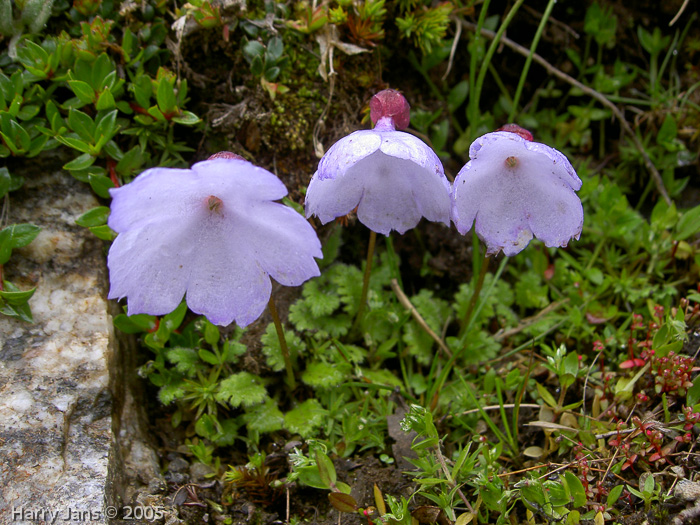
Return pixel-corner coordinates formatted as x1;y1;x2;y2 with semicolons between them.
268;295;295;390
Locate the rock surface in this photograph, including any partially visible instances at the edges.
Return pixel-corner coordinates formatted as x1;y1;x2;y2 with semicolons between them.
0;170;160;524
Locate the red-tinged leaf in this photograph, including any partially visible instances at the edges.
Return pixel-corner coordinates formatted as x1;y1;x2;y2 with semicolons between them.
586;311;608;324
620;358;646;369
544;263;555;280
328;492;358;513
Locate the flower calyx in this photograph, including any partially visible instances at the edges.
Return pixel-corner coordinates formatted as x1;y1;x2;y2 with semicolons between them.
497;123;533;142
369;89;410;130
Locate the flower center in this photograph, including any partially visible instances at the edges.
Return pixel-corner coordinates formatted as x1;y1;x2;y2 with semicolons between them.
505;156;519;168
206;195;224;214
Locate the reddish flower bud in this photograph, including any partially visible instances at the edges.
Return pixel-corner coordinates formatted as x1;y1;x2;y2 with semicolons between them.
496;123;534;141
370;89;411;130
208;151;245;161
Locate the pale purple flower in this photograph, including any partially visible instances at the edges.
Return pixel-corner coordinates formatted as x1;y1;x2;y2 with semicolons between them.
452;125;583;256
107;153;322;326
305;89;451;235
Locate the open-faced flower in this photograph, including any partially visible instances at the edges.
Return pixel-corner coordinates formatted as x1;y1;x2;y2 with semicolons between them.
451;125;583;256
305;89;451;235
107;153;322;327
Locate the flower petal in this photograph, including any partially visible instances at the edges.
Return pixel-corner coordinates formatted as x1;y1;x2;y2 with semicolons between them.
353;152;424;235
243;202;322;286
108;167;199;232
186;218;272;327
316;130;381;181
107;218;196;315
524;170;584;248
305;167;365;224
192;158;289;203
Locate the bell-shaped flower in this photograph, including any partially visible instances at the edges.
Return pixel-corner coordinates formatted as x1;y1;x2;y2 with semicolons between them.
107;153;322;327
305;89;451;235
451;125;583;256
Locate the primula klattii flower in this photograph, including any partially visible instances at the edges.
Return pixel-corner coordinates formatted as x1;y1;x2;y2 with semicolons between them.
451;124;583;256
107;153;322;326
305;89;451;235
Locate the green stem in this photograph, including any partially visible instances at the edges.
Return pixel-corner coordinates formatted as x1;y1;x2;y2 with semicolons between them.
470;0;524;129
428;257;509;404
467;0;492;127
460;251;489;336
585;234;606;271
353;229;377;333
268;295;295;390
508;0;556;122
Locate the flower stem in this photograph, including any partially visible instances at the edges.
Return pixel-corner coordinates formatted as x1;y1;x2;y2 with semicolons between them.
352;229;377;335
268;295;295;390
508;0;557;122
460;250;490;337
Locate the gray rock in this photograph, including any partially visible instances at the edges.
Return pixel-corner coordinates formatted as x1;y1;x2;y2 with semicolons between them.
0;170;162;524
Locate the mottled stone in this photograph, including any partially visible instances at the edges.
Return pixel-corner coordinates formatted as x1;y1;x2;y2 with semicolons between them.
0;169;161;524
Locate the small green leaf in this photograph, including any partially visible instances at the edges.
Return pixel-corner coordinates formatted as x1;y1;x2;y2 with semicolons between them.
76;206;110;228
95;109;118;143
89;224;117;241
536;382;558;408
643;474;655;495
156;80;176;114
216;372;268;408
113;312;157;333
68;80;95;104
0;167;10;198
447;80;469;112
676;205;700;241
519;480;546;507
688;374;700;407
7;223;41;251
88;174;115;199
302;361;345;388
67;109;95;142
316;450;337;488
166;347;200;375
64;153;96;171
564;471;587;508
0;285;36;305
198;349;220;366
171;111;201;125
284;399;327;437
203;319;220;346
607;484;624;506
95;89;116;110
657;114;677;145
243;398;284;434
194;413;220;440
55;135;92;154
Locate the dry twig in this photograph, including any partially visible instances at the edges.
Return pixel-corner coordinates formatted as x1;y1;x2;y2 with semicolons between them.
391;278;453;358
